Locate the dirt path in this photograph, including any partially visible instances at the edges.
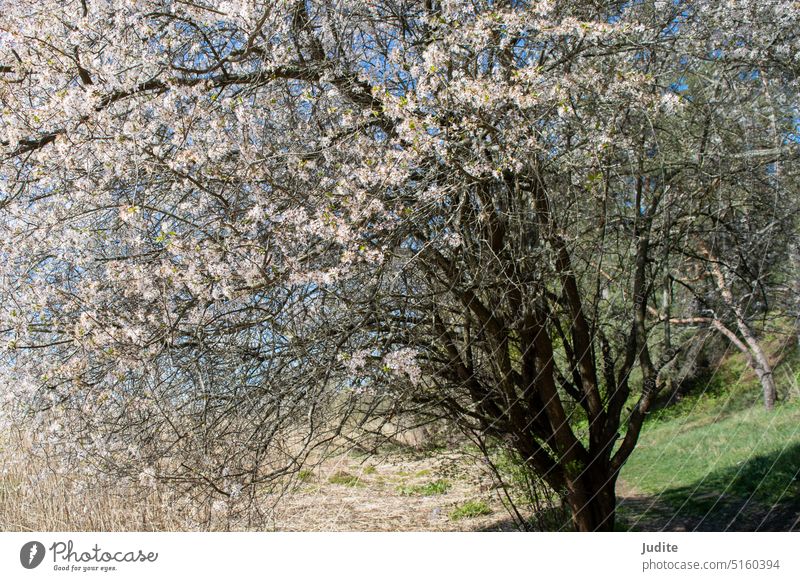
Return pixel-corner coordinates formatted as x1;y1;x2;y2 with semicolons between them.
271;451;518;531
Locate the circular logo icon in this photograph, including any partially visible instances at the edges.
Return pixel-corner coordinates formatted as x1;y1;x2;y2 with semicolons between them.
20;541;46;569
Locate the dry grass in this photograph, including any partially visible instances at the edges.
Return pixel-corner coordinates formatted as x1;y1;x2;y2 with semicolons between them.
0;431;267;531
1;435;513;532
0;435;202;531
270;450;510;531
1;460;180;531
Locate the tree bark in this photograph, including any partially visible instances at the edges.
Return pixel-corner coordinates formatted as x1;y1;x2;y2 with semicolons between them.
705;319;775;409
564;464;618;532
700;243;777;410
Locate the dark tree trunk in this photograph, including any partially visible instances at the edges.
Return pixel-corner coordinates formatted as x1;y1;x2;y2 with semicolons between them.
565;465;618;532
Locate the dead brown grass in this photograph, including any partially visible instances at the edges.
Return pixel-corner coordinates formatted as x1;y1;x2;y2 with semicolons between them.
1;436;513;532
271;451;510;531
0;440;192;531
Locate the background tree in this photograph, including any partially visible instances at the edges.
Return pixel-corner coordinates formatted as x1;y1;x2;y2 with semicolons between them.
657;50;800;410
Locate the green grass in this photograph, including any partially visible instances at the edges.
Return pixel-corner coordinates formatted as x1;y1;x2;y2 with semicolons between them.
328;471;363;487
622;334;800;508
621;400;800;513
646;328;800;425
298;469;315;482
616;332;800;529
396;479;451;496
646;353;758;424
449;500;492;520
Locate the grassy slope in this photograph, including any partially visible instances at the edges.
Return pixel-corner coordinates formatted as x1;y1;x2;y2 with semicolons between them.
618;337;800;530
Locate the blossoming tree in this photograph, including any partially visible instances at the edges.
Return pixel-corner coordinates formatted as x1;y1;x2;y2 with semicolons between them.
1;0;797;530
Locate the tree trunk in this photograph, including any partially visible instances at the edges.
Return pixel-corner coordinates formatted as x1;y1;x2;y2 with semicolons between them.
741;331;777;411
710;319;777;410
701;243;777;410
565;465;618;532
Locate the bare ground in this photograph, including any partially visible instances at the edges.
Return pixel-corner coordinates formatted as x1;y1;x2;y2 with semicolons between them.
270;450;518;531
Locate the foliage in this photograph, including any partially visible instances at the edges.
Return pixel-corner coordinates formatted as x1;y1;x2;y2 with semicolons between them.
449;500;492;521
480;444;571;530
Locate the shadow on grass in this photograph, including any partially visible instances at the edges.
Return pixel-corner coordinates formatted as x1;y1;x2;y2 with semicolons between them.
618;442;800;531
